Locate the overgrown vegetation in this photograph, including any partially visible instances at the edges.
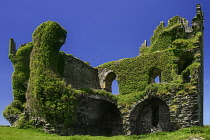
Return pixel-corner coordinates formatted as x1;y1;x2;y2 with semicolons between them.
3;42;33;123
24;21;79;129
97;16;202;107
4;12;203;135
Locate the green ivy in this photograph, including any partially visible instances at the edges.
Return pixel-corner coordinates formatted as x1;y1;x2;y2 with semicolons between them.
97;16;202;107
5;15;203;130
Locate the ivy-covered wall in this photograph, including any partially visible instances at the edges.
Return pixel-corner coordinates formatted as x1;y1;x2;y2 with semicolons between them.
4;4;204;136
96;4;204;134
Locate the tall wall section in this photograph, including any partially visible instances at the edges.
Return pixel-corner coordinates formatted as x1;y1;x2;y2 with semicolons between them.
61;52;100;90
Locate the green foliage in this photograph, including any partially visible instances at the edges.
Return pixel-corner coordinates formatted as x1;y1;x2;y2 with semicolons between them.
15;114;34;129
3;102;22;120
5;16;203;132
172;32;202;54
0;126;210;140
23;21;78;128
168;16;181;27
80;88;118;102
149;22;183;52
7;42;32;124
32;21;67;48
98;16;202;108
57;51;66;77
139;16;189;54
98;50;175;96
11;42;33;103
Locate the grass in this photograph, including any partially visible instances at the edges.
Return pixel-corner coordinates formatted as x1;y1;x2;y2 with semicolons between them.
0;126;210;140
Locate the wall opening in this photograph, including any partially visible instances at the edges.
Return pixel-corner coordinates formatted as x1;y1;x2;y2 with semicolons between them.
178;52;194;75
74;97;123;136
130;98;172;135
149;68;161;84
112;79;119;95
154;76;160;83
183;69;191;83
104;72;118;93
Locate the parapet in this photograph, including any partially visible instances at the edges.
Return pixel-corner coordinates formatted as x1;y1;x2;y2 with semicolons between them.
140;4;204;54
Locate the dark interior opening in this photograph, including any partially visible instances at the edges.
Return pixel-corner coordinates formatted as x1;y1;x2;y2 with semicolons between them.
149;68;161;84
74;97;122;136
183;69;191;83
178;52;194;75
130;98;171;135
152;104;159;126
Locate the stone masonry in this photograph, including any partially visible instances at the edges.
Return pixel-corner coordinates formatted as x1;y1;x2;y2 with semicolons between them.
5;4;204;136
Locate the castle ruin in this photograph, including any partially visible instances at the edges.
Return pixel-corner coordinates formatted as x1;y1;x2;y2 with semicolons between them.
4;4;204;136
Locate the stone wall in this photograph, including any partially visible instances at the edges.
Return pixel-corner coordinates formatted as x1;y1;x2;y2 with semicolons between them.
5;4;204;137
63;54;101;89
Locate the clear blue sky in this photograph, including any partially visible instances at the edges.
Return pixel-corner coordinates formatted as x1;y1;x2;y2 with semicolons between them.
0;0;209;125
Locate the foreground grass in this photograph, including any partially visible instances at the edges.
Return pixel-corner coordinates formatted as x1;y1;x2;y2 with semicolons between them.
0;126;210;140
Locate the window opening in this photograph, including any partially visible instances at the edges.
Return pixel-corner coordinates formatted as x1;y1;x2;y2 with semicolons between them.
178;53;194;75
149;68;161;84
104;72;118;93
155;76;160;83
112;79;119;95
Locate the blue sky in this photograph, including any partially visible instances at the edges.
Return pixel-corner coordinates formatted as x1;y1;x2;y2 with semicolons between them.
0;0;209;125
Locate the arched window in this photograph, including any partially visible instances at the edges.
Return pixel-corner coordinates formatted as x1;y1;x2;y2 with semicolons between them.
149;68;161;84
104;72;119;94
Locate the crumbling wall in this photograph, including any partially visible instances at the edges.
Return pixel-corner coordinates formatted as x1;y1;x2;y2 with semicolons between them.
4;4;204;136
62;54;100;90
97;4;204;135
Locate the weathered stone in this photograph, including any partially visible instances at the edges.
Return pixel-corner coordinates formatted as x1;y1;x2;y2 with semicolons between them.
4;4;204;136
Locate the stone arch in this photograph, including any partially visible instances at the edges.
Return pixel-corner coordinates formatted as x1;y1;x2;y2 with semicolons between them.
74;95;123;136
104;72;117;92
130;97;171;135
149;68;161;83
98;69;118;93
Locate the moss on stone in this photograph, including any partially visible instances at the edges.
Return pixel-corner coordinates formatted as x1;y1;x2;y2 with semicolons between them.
10;42;33;105
97;15;203;108
5;6;204;134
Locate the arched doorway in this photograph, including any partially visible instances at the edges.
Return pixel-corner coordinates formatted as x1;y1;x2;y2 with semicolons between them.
74;96;122;136
130;98;171;135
